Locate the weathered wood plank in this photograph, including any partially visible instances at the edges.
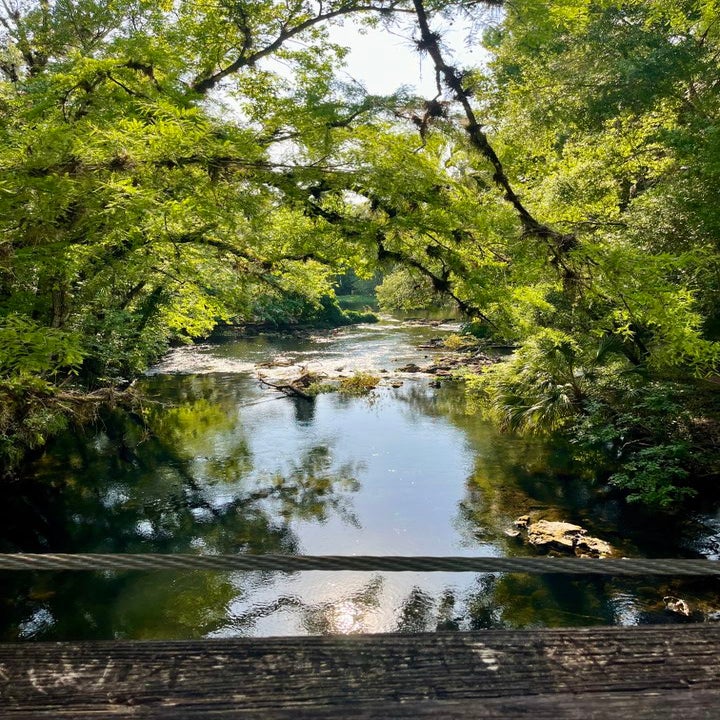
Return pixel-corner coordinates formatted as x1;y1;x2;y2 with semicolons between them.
1;626;719;718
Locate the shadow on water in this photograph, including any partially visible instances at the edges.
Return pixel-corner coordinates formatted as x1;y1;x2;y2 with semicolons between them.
2;321;720;639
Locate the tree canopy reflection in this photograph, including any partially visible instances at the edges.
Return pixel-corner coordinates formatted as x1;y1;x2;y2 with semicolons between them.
0;374;361;640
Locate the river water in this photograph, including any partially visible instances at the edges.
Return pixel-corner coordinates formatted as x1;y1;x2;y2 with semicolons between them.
2;318;720;640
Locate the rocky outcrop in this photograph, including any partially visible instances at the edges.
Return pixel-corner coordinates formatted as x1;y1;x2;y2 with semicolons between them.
513;517;614;558
398;353;495;376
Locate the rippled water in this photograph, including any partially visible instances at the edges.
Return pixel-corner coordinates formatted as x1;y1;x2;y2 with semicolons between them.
2;318;720;640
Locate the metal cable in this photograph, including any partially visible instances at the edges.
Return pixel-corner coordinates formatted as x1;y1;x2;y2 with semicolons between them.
0;554;718;575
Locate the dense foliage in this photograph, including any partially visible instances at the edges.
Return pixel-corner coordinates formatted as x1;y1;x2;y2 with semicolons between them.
1;0;719;508
0;0;388;467
462;0;720;508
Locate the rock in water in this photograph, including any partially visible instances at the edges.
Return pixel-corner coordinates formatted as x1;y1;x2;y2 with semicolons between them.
664;596;691;617
519;519;614;558
398;363;422;373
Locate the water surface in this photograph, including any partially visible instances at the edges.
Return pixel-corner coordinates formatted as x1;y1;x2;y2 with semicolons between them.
2;319;720;640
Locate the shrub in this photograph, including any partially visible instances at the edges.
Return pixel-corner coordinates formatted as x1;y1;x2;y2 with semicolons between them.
306;381;338;397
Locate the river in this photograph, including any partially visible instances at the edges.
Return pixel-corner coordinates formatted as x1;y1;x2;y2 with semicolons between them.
2;317;720;640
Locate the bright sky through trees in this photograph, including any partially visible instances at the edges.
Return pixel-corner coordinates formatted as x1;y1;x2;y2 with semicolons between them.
329;18;490;96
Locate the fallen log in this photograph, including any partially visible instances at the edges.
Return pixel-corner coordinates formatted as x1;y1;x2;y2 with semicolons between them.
257;374;313;400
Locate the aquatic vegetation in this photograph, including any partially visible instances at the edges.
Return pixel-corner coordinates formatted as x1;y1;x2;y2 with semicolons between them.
339;372;381;396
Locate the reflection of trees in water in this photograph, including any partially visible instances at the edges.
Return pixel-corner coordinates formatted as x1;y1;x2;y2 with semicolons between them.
0;374;362;640
2;379;363;555
485;574;614;627
396;586;467;632
291;395;316;425
396;381;564;482
395;574;615;632
3;570;239;641
5;374;714;640
393;573;720;632
396;381;588;544
395;383;718;626
211;575;386;636
400;379;704;557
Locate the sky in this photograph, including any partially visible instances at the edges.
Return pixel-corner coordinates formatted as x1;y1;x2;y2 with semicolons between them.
327;18;492;97
213;11;496;130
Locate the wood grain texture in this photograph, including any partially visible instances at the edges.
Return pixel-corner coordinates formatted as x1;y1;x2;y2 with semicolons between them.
1;626;719;718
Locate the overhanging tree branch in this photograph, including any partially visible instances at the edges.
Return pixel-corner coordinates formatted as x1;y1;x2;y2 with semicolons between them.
191;1;410;95
410;0;576;264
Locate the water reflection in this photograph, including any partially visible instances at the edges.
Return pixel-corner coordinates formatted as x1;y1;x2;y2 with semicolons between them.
0;372;366;640
300;576;385;635
2;320;720;640
6;570;238;640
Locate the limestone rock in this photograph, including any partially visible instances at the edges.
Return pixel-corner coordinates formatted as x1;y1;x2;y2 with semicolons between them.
664;596;691;617
398;363;422;373
515;518;614;558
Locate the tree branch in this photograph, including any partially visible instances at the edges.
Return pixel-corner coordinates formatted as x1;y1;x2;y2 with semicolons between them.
257;374;313;400
191;2;405;95
411;0;576;263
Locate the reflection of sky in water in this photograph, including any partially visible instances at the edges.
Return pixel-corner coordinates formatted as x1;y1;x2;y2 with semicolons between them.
219;572;470;637
18;608;55;638
237;388;486;556
208;570;641;636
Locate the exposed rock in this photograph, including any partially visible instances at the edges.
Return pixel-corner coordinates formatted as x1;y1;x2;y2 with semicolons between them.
256;355;295;368
514;517;614;558
664;596;691;617
504;529;522;539
398;363;422;373
391;382;404;388
527;520;585;553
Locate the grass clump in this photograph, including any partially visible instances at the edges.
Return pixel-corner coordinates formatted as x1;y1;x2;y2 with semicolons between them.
306;381;338;397
339;371;380;396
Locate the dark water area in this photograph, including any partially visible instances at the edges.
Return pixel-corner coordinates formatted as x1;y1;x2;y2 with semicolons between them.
2;318;720;640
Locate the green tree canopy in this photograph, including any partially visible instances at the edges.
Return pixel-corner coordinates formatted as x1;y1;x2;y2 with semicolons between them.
2;0;720;507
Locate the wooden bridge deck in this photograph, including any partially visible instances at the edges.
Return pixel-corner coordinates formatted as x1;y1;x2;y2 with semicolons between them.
1;625;719;718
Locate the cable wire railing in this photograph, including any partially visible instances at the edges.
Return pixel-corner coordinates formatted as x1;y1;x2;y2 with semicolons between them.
0;553;718;575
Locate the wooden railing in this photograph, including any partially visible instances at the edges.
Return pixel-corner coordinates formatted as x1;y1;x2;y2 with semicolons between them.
1;554;718;718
